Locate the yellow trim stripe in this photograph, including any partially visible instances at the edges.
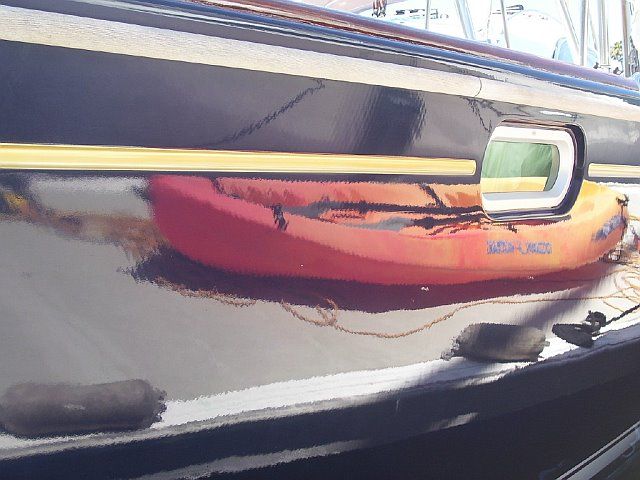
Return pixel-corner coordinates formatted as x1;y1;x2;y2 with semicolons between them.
588;163;640;179
0;144;477;176
480;176;548;193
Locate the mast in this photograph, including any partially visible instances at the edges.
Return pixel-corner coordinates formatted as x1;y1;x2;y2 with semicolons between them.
597;0;610;67
579;0;589;65
622;0;633;76
424;0;431;30
454;0;474;40
499;0;511;48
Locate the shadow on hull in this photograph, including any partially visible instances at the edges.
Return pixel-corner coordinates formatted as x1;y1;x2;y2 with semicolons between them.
130;247;618;313
221;370;640;480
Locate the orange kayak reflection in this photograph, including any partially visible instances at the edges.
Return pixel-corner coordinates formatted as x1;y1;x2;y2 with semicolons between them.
150;176;626;285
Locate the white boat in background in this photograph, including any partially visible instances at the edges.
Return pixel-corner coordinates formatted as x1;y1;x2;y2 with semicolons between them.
359;0;630;72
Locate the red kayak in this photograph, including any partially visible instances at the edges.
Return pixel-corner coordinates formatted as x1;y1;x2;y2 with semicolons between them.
150;175;626;285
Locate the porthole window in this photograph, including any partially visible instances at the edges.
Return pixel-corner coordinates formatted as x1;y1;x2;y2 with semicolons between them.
481;125;576;214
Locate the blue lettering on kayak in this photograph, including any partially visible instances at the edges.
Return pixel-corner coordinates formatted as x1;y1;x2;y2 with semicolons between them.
487;241;552;255
593;215;625;241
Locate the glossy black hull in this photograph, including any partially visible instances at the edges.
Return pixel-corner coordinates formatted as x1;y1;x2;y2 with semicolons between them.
2;0;640;478
0;1;639;177
3;341;640;479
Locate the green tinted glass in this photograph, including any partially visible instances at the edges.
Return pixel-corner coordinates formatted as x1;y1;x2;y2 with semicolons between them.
481;141;560;193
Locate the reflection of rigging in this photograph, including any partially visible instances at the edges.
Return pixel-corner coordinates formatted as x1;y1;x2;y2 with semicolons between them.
420;183;446;208
465;97;499;134
281;198;490;234
200;79;325;148
131;246;640;344
372;0;387;18
130;246;618;314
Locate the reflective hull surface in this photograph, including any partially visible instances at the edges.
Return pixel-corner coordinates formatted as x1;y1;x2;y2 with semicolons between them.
1;0;640;478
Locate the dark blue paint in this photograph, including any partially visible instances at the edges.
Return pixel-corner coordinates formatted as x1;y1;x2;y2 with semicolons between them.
487;240;553;255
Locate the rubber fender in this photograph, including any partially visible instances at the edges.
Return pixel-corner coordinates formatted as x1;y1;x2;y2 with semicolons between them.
552;323;595;348
451;323;548;362
0;379;166;437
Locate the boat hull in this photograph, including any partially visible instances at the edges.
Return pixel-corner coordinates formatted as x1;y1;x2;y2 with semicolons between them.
1;0;640;478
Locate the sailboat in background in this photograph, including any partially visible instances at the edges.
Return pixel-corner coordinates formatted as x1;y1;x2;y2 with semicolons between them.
360;0;619;67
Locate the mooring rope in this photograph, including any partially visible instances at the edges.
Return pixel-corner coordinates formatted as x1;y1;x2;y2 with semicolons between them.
155;278;257;308
278;286;640;339
148;231;640;340
6;191;640;339
278;219;640;339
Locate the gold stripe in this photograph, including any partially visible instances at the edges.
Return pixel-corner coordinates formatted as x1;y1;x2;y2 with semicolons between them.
0;144;477;176
480;176;548;193
588;163;640;179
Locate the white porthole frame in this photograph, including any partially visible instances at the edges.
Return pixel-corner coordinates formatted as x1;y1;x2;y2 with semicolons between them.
481;125;576;214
